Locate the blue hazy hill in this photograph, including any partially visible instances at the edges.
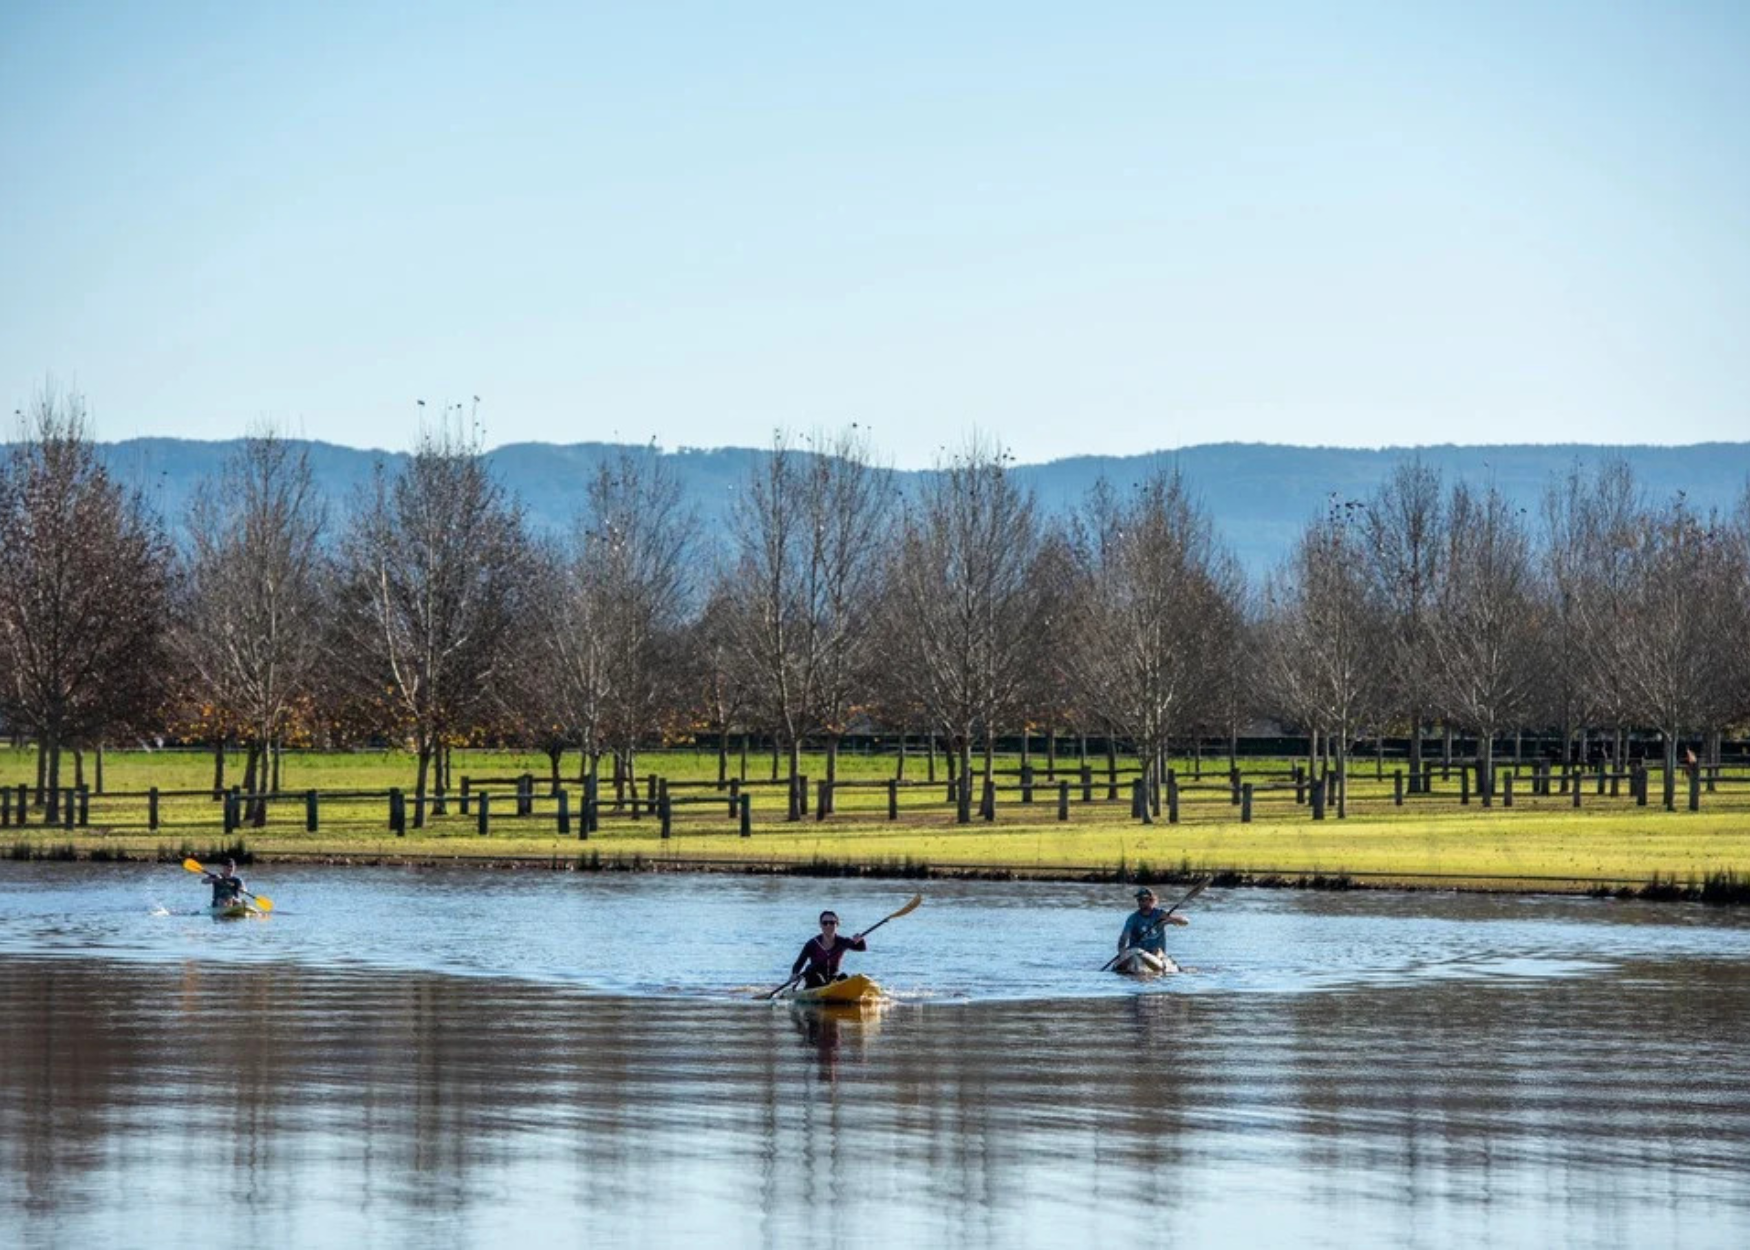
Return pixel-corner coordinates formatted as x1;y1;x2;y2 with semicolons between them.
88;439;1750;579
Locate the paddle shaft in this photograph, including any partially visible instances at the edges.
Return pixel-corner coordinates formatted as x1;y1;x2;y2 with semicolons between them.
1101;880;1205;971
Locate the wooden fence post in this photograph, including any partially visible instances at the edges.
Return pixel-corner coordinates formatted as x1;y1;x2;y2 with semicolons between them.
15;784;26;825
148;787;159;831
478;792;490;836
816;780;829;823
728;778;740;818
1310;778;1326;821
1635;765;1648;808
1294;766;1306;806
223;790;237;833
77;785;89;827
557;787;570;834
1080;764;1093;804
1393;770;1404;806
1460;768;1470;806
887;778;898;821
1688;767;1701;813
1229;767;1242;806
1502;773;1514;808
306;790;318;832
1241;783;1253;823
1;786;9;827
982;778;996;822
460;776;471;815
1057;780;1069;822
1597;762;1607;796
660;788;672;838
739;790;752;836
1021;763;1034;804
1572;777;1582;808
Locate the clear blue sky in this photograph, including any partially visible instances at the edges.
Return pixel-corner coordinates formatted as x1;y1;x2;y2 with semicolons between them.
2;1;1746;467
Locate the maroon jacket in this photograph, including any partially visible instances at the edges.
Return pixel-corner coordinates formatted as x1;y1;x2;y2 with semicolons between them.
792;933;867;980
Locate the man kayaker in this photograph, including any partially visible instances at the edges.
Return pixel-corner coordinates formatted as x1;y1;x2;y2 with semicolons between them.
202;859;247;909
1117;887;1186;960
791;911;867;989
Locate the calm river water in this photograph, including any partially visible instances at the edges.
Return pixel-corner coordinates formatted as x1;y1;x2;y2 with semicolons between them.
2;864;1748;1247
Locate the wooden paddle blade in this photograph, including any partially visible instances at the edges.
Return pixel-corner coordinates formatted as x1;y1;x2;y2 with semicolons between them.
182;858;206;874
889;893;923;920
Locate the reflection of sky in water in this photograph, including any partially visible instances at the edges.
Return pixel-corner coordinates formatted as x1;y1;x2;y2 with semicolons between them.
2;866;1749;1246
1;863;1747;1001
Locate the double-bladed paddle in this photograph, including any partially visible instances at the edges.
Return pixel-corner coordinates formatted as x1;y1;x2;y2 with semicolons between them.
182;857;274;913
762;892;922;999
1100;879;1206;971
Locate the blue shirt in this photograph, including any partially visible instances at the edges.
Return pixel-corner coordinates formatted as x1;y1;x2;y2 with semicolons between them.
1120;907;1170;954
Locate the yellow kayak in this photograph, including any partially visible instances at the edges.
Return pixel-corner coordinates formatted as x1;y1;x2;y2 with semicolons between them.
790;973;882;1004
208;903;263;920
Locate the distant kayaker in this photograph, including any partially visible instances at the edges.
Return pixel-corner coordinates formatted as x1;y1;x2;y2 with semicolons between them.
203;860;247;909
791;911;867;989
1117;887;1186;959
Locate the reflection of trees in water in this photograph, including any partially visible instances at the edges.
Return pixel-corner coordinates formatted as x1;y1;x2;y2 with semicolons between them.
7;958;1750;1242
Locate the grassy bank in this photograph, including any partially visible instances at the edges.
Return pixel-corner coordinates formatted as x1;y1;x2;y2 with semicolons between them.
5;746;1749;897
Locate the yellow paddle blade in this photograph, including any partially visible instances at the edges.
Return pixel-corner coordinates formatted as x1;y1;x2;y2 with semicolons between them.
182;858;205;874
890;892;923;919
251;895;274;913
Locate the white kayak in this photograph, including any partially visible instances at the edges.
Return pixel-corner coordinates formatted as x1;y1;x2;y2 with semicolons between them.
1113;949;1179;977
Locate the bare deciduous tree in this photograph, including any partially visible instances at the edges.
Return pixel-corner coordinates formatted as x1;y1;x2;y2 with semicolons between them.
1260;499;1383;816
1071;470;1239;814
179;432;328;812
339;424;529;822
729;431;892;818
1425;482;1541;800
893;437;1042;822
0;389;173;816
1362;459;1443;790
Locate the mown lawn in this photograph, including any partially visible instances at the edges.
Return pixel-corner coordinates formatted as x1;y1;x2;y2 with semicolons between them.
4;746;1748;892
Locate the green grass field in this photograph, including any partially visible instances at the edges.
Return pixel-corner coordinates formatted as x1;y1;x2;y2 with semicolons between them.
4;745;1748;895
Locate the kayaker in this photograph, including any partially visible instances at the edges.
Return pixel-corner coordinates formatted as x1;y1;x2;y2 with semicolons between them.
791;911;867;989
203;859;247;909
1117;887;1186;959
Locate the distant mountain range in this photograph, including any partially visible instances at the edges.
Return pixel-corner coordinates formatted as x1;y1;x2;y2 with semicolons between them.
86;438;1750;579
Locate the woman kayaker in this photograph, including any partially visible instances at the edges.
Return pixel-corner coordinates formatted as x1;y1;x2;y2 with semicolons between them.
1117;886;1186;960
202;859;247;909
791;911;867;989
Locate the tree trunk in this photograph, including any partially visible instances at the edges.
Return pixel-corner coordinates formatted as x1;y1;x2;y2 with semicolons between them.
46;739;61;820
926;732;936;783
96;743;105;795
957;736;973;823
1408;709;1423;793
414;739;431;828
716;735;728;788
34;738;46;807
739;733;749;781
896;730;907;782
1336;724;1348;818
548;743;563;794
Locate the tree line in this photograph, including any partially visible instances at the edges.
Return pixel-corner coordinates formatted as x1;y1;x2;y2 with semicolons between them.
2;387;1748;824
